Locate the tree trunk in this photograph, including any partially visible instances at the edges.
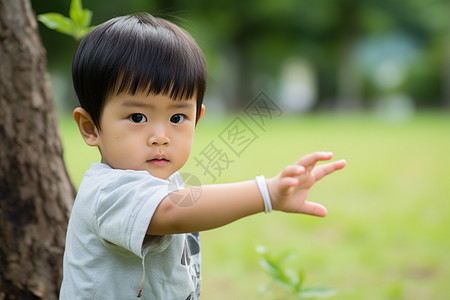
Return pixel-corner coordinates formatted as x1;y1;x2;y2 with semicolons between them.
0;0;75;299
443;33;450;109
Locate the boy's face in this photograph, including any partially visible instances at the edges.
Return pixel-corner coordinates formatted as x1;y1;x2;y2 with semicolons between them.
94;92;199;180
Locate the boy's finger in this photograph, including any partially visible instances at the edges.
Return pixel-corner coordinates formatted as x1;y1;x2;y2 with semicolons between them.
280;177;299;190
299;201;328;217
296;151;333;167
281;165;305;178
312;159;346;181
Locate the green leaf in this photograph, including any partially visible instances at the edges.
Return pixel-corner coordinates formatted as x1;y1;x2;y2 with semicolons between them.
69;0;82;20
284;268;300;289
70;0;92;28
37;13;74;35
297;286;337;298
256;246;336;298
258;257;283;280
38;0;94;41
297;270;305;290
259;257;298;293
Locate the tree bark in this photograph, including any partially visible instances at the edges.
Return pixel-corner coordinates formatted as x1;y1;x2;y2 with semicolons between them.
0;0;75;299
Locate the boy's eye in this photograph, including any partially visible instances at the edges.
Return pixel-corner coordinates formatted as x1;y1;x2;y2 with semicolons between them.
129;113;147;123
170;114;185;124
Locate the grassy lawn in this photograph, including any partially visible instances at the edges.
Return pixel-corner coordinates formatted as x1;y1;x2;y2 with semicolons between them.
59;111;450;299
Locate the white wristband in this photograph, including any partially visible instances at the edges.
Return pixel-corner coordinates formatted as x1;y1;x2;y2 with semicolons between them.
255;175;272;213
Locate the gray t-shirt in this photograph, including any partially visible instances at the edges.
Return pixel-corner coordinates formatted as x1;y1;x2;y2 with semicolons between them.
60;163;201;299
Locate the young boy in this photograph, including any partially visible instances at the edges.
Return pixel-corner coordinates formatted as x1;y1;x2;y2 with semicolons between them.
60;13;346;299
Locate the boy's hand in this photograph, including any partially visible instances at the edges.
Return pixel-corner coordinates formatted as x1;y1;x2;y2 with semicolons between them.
267;152;346;217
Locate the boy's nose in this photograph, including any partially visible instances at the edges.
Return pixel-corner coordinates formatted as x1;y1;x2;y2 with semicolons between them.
148;124;170;145
149;135;169;145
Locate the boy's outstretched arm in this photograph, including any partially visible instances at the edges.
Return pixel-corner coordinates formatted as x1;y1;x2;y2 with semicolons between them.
148;152;346;235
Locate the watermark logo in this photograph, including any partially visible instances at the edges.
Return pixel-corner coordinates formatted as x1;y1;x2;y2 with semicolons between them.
219;117;258;157
167;172;202;207
244;91;283;131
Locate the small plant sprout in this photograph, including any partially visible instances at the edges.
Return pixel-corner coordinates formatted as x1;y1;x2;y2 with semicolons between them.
38;0;95;41
255;245;337;299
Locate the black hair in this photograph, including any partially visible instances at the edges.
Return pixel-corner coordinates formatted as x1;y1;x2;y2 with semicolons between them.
72;13;207;129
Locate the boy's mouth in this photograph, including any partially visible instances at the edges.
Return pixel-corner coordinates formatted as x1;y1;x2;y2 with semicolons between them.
147;158;169;167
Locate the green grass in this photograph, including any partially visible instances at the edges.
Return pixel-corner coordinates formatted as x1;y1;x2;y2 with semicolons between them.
59;111;450;299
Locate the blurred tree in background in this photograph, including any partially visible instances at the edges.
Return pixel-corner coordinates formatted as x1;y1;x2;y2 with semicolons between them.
31;0;450;114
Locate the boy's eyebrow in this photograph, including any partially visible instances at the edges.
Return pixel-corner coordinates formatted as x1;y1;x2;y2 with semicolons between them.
121;100;151;108
168;102;194;109
121;100;194;109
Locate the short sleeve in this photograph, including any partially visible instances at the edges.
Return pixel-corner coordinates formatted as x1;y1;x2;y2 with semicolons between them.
94;170;171;258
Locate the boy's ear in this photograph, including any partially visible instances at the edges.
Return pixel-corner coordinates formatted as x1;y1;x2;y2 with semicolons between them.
197;104;205;123
73;107;100;146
